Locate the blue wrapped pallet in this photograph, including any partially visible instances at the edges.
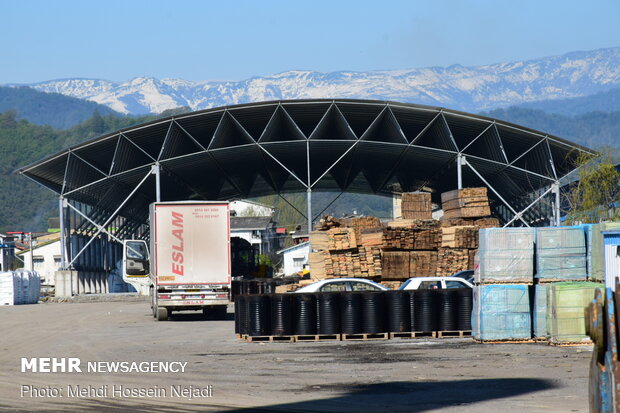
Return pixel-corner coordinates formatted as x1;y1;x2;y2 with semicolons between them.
536;227;587;282
472;284;531;341
533;284;547;338
475;228;535;284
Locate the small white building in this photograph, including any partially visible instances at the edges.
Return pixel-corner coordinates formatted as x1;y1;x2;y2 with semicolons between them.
0;233;16;271
278;241;310;276
230;216;277;255
230;200;275;217
18;238;61;286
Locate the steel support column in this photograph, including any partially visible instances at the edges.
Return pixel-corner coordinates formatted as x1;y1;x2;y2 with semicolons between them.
457;153;463;189
59;197;67;269
552;182;561;226
306;188;312;234
152;163;161;202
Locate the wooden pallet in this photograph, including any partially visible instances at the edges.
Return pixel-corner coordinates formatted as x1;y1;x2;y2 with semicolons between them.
473;338;536;344
474;281;534;285
548;340;593;347
437;330;472;338
534;336;549;343
244;335;295;343
295;334;341;342
389;331;436;339
536;278;588;284
342;332;389;341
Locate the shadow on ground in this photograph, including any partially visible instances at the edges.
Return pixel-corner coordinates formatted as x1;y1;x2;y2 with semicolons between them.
21;378;556;412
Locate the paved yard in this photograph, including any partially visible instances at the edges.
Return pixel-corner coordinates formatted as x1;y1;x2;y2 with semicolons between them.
0;301;591;412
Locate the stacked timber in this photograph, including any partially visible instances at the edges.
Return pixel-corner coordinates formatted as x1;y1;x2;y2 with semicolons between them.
440;226;478;249
327;228;357;251
309;218;383;279
383;220;440;250
401;192;432;220
440;217;500;228
382;251;410;280
436;248;470;277
441;187;491;219
348;216;382;241
410;251;438;276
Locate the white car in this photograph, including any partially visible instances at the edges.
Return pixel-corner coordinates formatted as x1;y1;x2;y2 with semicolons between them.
293;278;389;293
398;276;474;291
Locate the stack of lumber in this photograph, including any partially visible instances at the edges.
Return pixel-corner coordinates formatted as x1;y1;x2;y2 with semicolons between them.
316;215;344;231
382;251;410;280
441;226;479;249
348;216;382;241
401;192;432;220
410;251;438;276
309;231;329;251
436;248;471;276
383;220;440;250
441;187;491;219
308;223;382;279
327;227;357;250
308;251;328;279
440;217;500;228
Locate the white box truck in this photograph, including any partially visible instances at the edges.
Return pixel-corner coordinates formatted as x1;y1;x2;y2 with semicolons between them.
122;201;231;321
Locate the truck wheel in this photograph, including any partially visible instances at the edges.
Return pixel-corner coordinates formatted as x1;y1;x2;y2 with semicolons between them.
150;287;156;317
156;307;168;321
213;306;227;320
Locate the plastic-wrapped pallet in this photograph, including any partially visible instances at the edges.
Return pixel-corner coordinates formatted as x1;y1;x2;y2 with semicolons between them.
588;222;620;282
472;284;531;340
474;228;535;284
0;272;19;305
533;284;547;339
581;224;604;282
536;227;587;282
547;281;603;344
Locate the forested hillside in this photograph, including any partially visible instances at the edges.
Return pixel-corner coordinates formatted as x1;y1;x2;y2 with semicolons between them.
0;111;156;232
482;107;620;150
3;98;620;231
0;86;120;129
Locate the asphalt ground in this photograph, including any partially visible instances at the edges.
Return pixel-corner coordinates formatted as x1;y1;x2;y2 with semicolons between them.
0;301;592;412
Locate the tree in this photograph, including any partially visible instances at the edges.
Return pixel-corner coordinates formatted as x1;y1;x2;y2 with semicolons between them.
564;147;620;224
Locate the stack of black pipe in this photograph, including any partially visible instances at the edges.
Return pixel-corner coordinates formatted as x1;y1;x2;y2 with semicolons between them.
234;289;473;337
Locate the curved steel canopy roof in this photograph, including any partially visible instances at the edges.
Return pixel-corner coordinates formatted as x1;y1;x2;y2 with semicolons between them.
20;99;595;222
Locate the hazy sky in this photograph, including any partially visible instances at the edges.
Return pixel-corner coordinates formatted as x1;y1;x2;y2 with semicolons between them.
3;0;620;83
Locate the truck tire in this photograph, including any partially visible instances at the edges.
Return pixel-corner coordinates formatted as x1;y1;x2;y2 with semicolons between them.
156;307;168;321
213;306;227;320
150;287;156;318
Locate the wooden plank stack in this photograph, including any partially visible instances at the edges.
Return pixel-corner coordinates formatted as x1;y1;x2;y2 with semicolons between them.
401;192;432;220
327;227;357;250
441;187;491;219
436;248;470;276
307;188;499;283
382;251;410;280
410;251;438;276
441;226;479;249
309;217;382;279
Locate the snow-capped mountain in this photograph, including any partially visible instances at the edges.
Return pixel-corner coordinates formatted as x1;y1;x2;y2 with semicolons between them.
12;47;620;115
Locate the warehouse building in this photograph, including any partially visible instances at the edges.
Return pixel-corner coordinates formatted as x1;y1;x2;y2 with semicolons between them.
19;99;595;295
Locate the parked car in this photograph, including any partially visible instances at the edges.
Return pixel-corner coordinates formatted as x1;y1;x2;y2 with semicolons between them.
450;270;474;284
398;276;474;291
293;278;389;293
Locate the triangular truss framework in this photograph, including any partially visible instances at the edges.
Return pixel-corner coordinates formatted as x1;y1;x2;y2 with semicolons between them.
21;99;595;231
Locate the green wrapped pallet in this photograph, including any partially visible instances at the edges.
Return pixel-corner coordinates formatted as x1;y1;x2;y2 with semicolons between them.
546;281;604;344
